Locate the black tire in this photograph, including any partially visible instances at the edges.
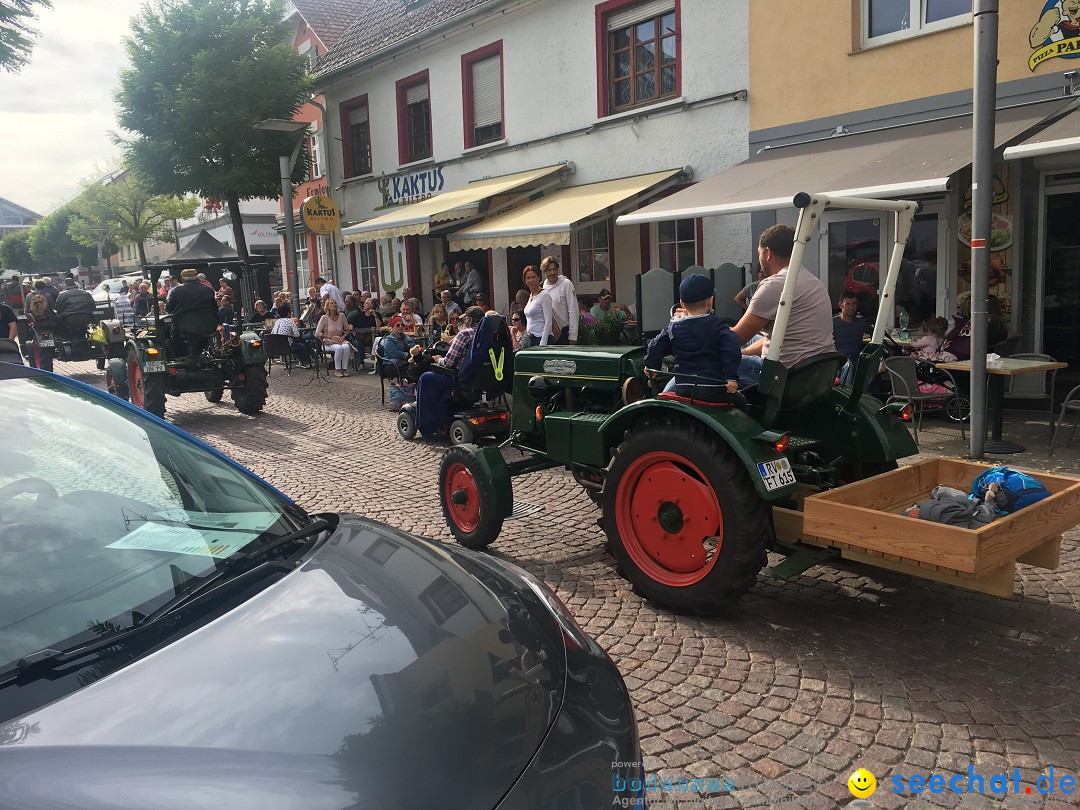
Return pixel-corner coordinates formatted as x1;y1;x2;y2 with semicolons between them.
945;395;970;423
96;356;106;370
601;419;771;614
449;419;475;446
439;444;504;549
204;388;224;403
127;350;166;419
106;358;129;400
397;408;417;440
232;363;268;415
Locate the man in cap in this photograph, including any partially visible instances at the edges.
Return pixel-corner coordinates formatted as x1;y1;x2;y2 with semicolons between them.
646;273;743;406
167;268;218;320
589;288;627;322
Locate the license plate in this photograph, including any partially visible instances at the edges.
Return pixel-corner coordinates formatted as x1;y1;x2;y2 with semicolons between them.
758;457;795;492
144;360;166;373
38;339;54;348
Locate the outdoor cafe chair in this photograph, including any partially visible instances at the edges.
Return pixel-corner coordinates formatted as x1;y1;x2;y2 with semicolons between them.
1005;352;1058;443
1049;384;1080;458
263;332;293;376
883;355;965;445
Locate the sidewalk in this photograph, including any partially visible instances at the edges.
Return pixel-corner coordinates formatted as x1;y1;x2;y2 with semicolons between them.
904;407;1080;478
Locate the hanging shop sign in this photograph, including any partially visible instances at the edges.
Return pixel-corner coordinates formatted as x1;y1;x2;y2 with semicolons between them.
300;194;340;235
375;167;446;210
1029;1;1080;71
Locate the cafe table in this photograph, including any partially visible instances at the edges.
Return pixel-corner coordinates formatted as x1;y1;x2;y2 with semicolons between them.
935;357;1068;453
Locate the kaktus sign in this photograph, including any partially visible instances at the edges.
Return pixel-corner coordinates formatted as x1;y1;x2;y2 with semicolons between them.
300;194;340;235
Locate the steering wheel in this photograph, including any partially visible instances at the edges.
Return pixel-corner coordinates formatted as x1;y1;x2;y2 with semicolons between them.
0;477;59;505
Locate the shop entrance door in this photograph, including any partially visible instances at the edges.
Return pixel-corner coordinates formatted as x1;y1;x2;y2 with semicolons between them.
1042;188;1080;393
818;212;886;320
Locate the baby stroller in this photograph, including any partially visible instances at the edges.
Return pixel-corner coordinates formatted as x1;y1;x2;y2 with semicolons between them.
915;359;970;423
397;314;514;444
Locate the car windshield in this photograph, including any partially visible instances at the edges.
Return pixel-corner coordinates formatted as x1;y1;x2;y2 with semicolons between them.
0;375;304;671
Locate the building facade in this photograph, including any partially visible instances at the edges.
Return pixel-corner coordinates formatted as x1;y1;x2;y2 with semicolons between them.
0;197;42;240
733;1;1080;384
314;0;752;313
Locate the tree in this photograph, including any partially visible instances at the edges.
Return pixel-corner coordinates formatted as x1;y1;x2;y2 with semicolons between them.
0;0;52;73
68;170;199;268
0;229;37;273
115;0;311;266
27;205;97;270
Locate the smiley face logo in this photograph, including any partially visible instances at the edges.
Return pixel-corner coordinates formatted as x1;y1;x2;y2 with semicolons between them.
847;768;877;798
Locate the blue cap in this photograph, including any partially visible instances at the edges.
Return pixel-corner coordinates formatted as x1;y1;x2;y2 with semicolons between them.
679;274;714;304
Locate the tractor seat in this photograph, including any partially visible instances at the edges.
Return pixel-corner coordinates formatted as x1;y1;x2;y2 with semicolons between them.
656;391;737;408
777;352;847;409
172;308;221;338
55;311;93;340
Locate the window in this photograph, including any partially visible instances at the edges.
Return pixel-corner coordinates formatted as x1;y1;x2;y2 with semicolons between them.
355;241;377;292
316;235;330;280
396;71;432;165
340;96;372;178
600;0;678;115
576;220;610;285
863;0;971;45
419;575;467;624
657;218;696;272
462;43;503;148
296;238;309;288
309;126;322;180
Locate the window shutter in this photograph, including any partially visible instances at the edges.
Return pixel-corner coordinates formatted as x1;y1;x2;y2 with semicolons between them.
348;105;368;126
471;54;501;128
405;82;429;106
607;0;673;30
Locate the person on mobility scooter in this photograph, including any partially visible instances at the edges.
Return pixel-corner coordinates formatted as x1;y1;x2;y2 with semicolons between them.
398;308;513;444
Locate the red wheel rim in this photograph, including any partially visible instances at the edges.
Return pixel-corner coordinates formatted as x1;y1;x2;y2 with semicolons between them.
444;462;480;533
129;360;144;408
614;451;723;587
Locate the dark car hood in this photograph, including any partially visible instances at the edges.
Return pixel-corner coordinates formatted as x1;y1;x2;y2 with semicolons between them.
0;519;565;810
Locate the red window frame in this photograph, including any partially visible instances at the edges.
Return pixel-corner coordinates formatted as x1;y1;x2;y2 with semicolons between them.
461;41;504;149
594;0;681;118
396;69;432;165
340;94;372;178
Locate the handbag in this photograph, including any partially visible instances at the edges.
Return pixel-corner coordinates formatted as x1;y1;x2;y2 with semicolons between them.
388;382;416;411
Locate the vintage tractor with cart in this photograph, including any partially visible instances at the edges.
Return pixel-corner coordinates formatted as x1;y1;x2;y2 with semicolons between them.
18;308;126;372
439;194;1080;612
106;290;268;420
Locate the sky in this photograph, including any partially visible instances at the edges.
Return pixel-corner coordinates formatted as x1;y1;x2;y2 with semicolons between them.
0;0;148;216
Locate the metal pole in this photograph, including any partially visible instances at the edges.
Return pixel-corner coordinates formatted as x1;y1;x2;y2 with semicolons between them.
969;0;999;459
281;154;301;317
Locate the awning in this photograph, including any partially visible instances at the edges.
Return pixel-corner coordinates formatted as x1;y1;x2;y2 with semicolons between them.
1004;104;1080;160
341;164;567;244
447;169;685;251
619;101;1071;224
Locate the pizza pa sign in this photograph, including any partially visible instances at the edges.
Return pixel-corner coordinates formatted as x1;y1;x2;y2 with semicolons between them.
1029;0;1080;70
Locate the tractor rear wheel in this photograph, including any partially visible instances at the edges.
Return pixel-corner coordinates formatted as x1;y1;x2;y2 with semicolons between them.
602;420;771;614
440;445;504;549
128;351;165;419
232;363;267;415
106;358;129;400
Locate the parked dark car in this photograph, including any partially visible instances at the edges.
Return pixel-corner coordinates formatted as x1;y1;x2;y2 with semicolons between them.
0;362;643;810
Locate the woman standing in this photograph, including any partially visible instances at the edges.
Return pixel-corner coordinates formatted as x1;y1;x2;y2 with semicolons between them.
521;265;553;348
315;299;355;377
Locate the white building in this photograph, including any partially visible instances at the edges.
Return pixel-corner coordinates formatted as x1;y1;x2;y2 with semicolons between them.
314;0;751;312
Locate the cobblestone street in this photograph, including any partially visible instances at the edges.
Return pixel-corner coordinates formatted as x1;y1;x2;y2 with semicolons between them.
63;359;1080;808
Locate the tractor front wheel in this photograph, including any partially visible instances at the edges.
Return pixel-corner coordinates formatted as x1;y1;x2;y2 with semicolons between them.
232;364;268;415
439;445;504;549
602;420;771;614
106;358;129;400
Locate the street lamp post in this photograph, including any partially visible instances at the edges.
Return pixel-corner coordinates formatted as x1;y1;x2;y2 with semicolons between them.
254;118;309;318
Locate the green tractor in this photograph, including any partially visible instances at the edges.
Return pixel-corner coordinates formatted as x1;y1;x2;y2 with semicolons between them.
107;291;268;420
439;193;921;613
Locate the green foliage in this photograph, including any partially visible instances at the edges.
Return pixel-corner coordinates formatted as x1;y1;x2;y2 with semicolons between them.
0;229;37;273
578;312;626;345
115;0;312;203
68;171;198;265
27;205;97;269
0;0;52;74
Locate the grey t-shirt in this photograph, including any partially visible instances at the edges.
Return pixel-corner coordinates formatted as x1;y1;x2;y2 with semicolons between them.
747;267;835;368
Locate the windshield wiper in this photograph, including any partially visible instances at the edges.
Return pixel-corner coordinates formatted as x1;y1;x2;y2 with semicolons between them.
0;518;330;689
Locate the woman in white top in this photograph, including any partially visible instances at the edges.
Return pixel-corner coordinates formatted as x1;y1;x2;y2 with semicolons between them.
520;265;553;348
315;299;355;377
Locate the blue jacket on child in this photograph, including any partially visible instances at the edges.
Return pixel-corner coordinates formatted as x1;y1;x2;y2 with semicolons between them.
645;312;742;391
